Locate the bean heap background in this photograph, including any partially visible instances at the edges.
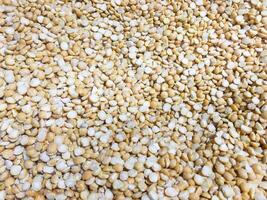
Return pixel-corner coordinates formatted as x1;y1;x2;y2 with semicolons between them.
0;0;266;199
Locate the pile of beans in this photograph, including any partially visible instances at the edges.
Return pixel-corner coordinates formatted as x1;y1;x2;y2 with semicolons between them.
0;0;266;199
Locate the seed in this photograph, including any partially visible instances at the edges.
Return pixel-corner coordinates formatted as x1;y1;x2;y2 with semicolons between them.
194;174;205;185
98;111;107;121
47;143;57;155
183;167;193;180
215;162;225;174
0;103;7;111
252;164;263;175
5;27;15;34
10;165;22;176
16;113;26;123
119;114;128;122
4;70;15;83
60;41;69;50
165;187;178;197
82;171;92;180
30;78;41;87
94;32;102;41
0;191;5;200
240;182;250;193
221;185;235;198
67;111;77;119
148;172;158;183
201;165;213;177
241;125;252;133
89;94;99;103
17;82;28;95
237;168;248;179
